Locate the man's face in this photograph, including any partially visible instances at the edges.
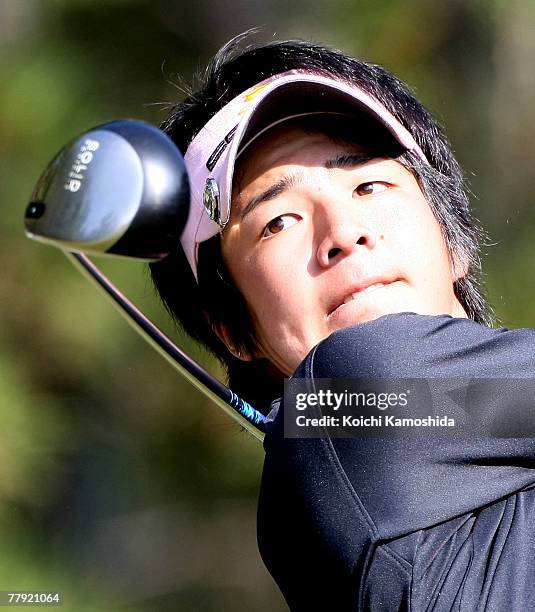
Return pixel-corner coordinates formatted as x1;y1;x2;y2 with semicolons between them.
221;124;467;375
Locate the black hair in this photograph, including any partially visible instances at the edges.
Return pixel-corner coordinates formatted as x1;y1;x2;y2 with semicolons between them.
150;34;493;413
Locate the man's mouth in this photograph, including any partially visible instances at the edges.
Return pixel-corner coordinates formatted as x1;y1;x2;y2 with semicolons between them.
327;279;397;319
341;283;388;305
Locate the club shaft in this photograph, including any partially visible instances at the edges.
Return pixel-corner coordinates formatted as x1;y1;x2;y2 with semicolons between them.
65;251;266;442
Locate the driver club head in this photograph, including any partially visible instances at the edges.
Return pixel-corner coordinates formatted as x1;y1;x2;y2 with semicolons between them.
25;120;189;260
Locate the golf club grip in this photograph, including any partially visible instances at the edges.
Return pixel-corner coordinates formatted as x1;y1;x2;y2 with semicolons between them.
66;251;266;441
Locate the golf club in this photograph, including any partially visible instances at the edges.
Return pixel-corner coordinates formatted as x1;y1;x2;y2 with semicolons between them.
24;119;266;441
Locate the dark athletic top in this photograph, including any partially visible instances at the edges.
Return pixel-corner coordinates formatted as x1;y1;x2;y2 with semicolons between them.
257;313;535;611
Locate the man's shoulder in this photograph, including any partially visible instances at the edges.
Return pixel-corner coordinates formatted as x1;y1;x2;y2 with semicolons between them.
295;312;533;379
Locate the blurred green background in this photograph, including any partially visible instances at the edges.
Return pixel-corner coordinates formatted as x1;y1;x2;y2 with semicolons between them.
1;0;534;610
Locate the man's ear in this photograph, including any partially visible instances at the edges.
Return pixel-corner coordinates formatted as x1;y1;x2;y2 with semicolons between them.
212;322;255;362
451;252;470;282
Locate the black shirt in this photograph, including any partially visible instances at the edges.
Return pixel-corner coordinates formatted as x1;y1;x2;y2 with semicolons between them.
257;313;535;611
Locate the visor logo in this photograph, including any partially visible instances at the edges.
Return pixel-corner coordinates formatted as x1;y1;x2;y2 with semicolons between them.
243;83;270;104
206;125;238;172
203;178;222;225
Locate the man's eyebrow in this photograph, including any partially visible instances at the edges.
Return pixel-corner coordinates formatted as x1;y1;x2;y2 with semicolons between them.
325;153;377;169
239;154;377;221
240;172;302;220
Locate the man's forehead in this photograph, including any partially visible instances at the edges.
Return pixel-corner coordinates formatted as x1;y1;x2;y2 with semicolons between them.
233;122;388;191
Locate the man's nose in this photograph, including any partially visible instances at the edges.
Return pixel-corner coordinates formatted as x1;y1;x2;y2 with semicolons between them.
315;202;378;268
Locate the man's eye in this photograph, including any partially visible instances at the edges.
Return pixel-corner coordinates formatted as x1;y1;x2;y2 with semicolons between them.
354;181;389;196
262;214;300;237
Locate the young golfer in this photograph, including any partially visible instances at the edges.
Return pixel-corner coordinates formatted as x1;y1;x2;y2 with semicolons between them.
150;36;535;610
